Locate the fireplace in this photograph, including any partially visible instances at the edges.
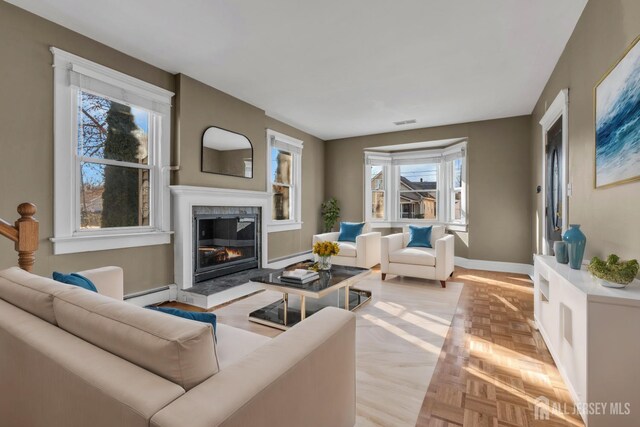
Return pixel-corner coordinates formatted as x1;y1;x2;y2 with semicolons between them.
194;213;259;282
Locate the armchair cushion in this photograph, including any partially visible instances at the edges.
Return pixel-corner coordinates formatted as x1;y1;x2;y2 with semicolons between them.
389;247;436;267
338;222;365;242
407;225;433;248
336;241;357;257
403;225;445;247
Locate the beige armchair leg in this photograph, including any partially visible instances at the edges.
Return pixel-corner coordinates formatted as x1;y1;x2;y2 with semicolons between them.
440;280;446;288
381;273;386;281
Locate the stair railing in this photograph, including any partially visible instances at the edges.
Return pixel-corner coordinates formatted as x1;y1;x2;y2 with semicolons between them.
0;203;39;272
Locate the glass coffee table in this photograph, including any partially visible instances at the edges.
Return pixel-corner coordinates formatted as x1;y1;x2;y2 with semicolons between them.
248;261;372;330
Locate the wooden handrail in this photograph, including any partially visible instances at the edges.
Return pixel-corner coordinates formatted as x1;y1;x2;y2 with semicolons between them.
0;203;39;272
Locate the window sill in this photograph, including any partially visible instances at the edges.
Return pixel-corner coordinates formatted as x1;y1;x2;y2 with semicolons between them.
51;230;173;255
267;221;303;233
368;221;468;232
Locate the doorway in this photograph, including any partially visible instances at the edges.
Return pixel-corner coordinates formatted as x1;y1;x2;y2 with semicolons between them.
539;89;569;255
545;118;563;253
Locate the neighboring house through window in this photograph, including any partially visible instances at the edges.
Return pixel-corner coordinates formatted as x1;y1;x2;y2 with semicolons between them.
267;129;303;232
51;48;173;254
364;140;467;228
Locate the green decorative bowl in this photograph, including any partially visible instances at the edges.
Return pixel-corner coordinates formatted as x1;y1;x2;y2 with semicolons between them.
588;255;639;288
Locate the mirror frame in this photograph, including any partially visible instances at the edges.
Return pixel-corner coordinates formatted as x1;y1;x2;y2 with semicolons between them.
200;126;254;179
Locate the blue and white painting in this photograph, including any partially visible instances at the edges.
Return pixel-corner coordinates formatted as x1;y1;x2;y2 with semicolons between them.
595;38;640;188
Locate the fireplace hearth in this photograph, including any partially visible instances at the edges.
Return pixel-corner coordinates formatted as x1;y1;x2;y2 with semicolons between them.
194;213;259;283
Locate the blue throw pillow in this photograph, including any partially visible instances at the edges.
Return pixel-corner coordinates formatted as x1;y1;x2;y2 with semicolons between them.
407;225;433;248
338;222;365;242
146;306;217;335
53;272;98;293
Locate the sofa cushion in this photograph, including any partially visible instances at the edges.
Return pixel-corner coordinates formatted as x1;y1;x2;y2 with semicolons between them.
53;288;219;390
146;306;217;335
0;267;73;325
389;247;436;266
53;272;98;293
215;324;271;370
337;241;357;257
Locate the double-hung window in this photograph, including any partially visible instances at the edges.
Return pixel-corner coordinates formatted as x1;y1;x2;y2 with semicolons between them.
267;129;303;232
51;48;174;254
399;163;439;220
364;140;467;228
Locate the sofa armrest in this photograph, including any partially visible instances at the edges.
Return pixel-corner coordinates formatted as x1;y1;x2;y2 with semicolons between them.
435;234;455;280
355;232;381;268
76;266;124;300
151;307;356;427
312;231;340;244
381;233;404;273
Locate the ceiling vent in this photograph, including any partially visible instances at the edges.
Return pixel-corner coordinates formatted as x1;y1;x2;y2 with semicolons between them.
393;119;417;126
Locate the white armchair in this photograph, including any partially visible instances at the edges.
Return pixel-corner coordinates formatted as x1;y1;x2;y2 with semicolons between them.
313;223;381;269
380;225;454;287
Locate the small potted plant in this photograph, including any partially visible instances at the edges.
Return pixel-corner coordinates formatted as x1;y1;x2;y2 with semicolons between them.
588;254;639;288
312;241;340;271
321;198;340;232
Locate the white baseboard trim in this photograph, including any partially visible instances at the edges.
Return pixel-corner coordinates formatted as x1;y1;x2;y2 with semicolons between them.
454;256;533;276
125;284;178;307
265;251;312;269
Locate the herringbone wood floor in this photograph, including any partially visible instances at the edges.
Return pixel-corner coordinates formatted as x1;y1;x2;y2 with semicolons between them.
415;269;584;427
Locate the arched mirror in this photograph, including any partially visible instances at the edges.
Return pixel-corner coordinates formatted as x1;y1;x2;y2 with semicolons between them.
201;127;253;178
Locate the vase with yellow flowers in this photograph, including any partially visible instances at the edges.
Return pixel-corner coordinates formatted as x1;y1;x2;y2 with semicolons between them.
312;241;340;271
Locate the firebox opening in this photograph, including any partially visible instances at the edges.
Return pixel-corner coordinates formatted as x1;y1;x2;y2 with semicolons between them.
194;213;259;283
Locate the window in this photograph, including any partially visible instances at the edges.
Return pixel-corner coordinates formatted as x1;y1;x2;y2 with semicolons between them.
451;158;464;221
370;165;385;219
267;129;303;232
399;163;438;220
51;48;174;254
364;141;467;228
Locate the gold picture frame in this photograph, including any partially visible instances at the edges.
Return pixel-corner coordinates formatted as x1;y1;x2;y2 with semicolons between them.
593;34;640;189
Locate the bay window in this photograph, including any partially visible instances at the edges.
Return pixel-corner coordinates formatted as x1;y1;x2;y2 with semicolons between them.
364;141;467;227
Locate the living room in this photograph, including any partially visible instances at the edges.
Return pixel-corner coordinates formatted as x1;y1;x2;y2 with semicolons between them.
1;0;639;426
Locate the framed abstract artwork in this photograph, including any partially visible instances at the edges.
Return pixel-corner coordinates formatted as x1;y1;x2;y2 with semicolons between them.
594;35;640;189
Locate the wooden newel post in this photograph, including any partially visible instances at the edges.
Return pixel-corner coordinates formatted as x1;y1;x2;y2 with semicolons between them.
15;203;38;272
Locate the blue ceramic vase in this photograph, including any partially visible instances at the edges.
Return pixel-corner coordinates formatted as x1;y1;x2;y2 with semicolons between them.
553;241;569;264
562;224;586;270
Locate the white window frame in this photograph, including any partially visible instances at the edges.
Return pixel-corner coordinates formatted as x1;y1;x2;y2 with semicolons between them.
266;129;303;233
364;140;467;230
50;47;174;254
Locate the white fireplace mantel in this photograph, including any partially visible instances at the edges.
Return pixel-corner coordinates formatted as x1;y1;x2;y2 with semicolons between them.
170;185;270;290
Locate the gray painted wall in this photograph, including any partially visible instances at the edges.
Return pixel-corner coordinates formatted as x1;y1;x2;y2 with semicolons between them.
0;1;175;294
530;0;640;266
0;3;324;294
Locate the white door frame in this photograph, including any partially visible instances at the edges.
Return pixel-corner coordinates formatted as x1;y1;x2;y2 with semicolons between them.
539;89;569;255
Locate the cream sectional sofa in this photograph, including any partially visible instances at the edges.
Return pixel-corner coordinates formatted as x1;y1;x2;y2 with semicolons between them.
0;266;356;427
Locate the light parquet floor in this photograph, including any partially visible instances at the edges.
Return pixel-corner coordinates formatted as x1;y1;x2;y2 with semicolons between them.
164;267;584;427
415;269;584;427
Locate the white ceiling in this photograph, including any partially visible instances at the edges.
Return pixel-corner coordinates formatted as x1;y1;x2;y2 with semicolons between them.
8;0;587;140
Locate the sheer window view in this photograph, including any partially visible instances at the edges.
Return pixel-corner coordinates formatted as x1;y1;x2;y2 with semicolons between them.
78;91;151;229
399;164;438;219
370;165;385;219
271;148;292;220
452;158;463;220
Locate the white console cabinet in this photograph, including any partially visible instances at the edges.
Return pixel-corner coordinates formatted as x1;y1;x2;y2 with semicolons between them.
534;255;640;426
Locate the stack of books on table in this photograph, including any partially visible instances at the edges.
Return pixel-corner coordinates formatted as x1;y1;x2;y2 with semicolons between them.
280;269;319;284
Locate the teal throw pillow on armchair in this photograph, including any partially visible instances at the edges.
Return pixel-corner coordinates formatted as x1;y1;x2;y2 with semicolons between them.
407;225;433;248
338;222;365;242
